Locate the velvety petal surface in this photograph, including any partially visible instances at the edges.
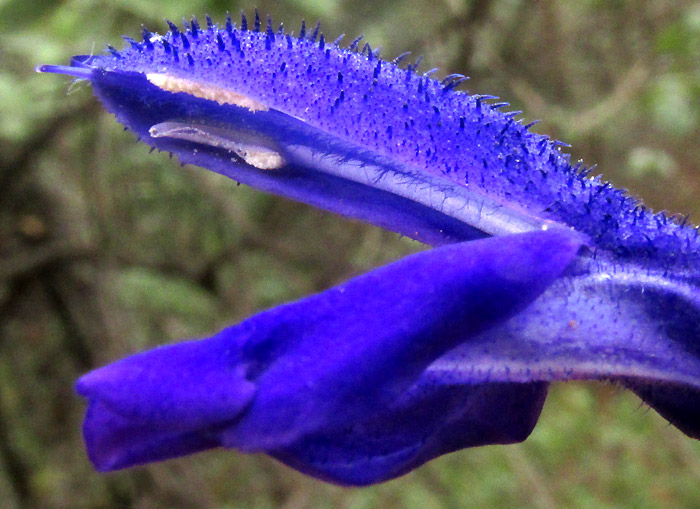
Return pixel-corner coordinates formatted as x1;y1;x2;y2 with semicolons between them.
76;333;256;471
273;381;548;485
270;259;700;485
75;228;582;472
220;228;582;451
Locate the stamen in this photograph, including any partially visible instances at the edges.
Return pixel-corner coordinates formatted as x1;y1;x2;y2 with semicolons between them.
149;121;285;170
146;73;269;112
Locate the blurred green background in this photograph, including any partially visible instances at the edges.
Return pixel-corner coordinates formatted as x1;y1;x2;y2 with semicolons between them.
2;0;700;507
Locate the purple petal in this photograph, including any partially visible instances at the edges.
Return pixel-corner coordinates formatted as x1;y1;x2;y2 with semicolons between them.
76;228;582;471
267;251;700;485
37;31;567;246
273;381;548;486
76;334;256;430
222;228;582;451
39;27;697;261
271;258;700;484
80;68;499;245
76;334;256;470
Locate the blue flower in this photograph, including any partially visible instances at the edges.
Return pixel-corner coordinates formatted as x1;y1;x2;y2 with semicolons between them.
39;13;700;485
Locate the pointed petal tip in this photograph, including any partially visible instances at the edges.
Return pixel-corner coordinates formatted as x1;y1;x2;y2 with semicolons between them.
473;227;584;291
74;373;95;397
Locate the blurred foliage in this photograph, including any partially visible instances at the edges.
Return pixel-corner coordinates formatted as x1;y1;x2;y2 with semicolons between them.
1;0;700;507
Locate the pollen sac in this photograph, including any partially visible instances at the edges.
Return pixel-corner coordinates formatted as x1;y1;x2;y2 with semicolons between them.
146;73;270;112
149;121;285;170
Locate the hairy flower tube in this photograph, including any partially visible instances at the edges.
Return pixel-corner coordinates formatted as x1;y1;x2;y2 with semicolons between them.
39;13;700;485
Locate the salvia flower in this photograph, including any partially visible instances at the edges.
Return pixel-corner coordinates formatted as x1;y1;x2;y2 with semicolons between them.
38;13;700;486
